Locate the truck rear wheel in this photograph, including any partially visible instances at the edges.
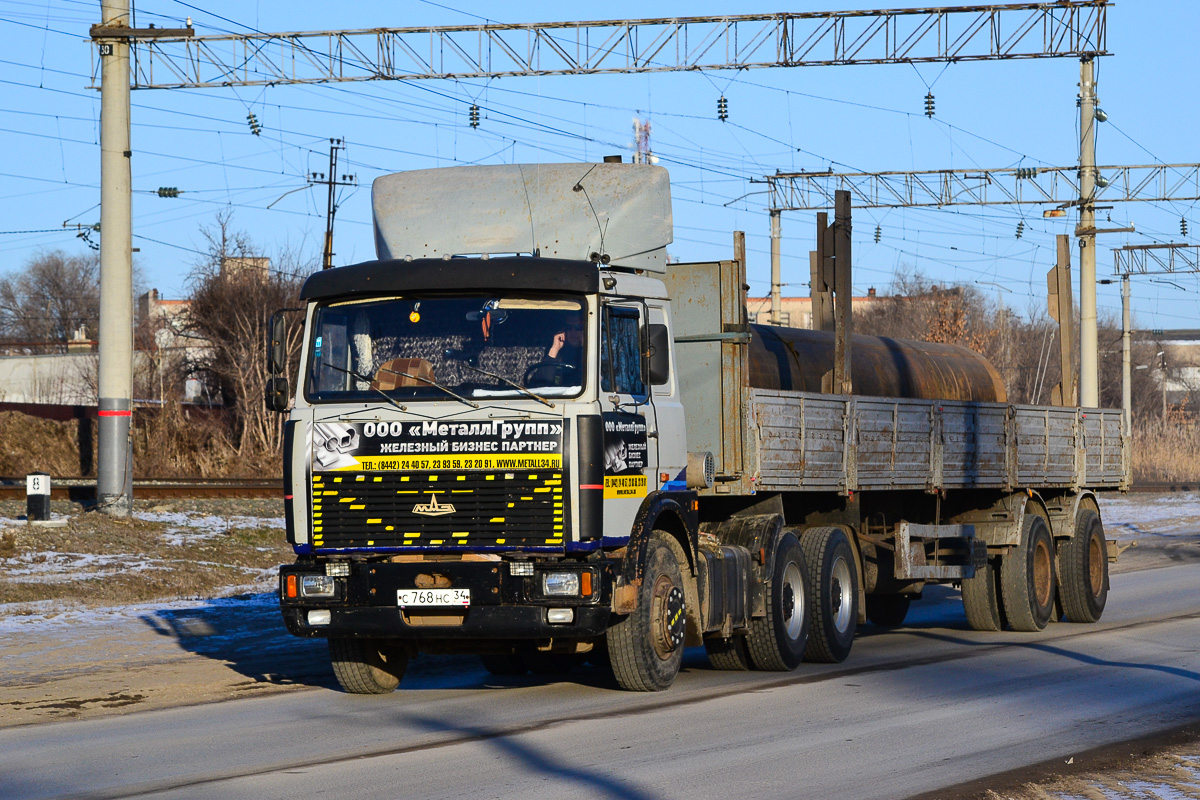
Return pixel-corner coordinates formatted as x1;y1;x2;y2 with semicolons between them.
704;636;752;671
608;531;687;691
746;532;810;670
866;594;911;627
1001;514;1056;632
800;527;858;663
962;557;1006;631
1059;509;1109;623
329;638;407;694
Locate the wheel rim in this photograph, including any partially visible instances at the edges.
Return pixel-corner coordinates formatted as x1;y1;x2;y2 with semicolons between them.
780;561;805;640
1032;536;1053;608
1087;529;1105;597
650;575;686;660
830;556;853;632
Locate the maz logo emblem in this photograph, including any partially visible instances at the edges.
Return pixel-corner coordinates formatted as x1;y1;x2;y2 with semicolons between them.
412;492;456;516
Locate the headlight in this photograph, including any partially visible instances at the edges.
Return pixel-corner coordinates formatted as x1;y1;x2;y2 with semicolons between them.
301;575;336;597
542;571;580;597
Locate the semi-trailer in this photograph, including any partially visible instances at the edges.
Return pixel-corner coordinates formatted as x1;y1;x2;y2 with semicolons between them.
270;162;1125;692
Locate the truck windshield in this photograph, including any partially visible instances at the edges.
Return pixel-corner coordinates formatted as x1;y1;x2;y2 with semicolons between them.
305;295;587;402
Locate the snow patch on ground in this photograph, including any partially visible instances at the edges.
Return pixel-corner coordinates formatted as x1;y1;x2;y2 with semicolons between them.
132;511;285;546
1099;492;1200;537
0;591;278;634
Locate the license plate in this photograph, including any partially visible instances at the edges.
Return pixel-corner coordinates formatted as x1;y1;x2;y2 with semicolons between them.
397;588;470;607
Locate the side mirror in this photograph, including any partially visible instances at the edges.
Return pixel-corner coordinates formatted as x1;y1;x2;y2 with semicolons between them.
648;323;670;385
266;376;290;413
267;311;288;374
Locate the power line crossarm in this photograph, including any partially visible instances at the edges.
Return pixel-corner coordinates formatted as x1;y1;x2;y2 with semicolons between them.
90;2;1110;90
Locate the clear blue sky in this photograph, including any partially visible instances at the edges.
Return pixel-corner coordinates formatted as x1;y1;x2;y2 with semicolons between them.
2;1;1198;332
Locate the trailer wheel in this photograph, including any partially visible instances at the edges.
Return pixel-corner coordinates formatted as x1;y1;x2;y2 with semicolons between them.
961;556;1006;631
328;638;407;694
1001;514;1056;632
800;527;858;663
866;594;911;627
607;531;687;691
480;653;527;676
704;636;752;671
1059;509;1109;623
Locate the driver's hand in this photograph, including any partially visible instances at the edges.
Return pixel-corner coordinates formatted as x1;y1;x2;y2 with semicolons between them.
549;331;566;358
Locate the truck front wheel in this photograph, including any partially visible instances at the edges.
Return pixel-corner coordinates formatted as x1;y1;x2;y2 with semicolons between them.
329;638;408;694
800;527;859;663
746;532;810;670
608;531;687;691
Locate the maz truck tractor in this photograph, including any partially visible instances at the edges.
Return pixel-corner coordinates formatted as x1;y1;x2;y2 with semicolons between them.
268;161;1126;692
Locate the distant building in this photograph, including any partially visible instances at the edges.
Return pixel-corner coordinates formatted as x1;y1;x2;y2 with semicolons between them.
220;256;271;281
746;287;885;328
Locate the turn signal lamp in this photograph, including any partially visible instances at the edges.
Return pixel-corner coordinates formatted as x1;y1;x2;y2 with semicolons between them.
285;574;297;598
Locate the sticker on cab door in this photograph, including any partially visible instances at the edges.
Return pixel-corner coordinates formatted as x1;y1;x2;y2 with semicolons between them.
602;412;648;499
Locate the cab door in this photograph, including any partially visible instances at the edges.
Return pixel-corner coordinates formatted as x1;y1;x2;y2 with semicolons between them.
598;302;657;538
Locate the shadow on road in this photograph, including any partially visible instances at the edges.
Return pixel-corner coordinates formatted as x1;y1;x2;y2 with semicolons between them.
139;594;338;690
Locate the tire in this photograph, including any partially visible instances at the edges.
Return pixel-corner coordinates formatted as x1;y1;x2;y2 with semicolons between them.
1001;513;1056;632
800;527;858;663
328;638;407;694
704;636;752;671
962;556;1006;632
746;532;810;670
607;531;687;691
1059;508;1109;623
480;653;528;676
866;594;911;627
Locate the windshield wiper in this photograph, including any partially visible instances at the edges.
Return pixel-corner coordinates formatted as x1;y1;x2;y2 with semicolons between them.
319;362;413;413
458;362;556;408
372;364;480;409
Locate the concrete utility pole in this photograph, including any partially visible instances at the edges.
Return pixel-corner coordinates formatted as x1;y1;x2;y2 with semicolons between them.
91;8;193;516
769;209;781;325
1079;55;1099;408
95;0;133;516
1122;274;1131;429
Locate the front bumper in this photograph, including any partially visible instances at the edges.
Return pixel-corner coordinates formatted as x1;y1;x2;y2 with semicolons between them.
280;560;614;641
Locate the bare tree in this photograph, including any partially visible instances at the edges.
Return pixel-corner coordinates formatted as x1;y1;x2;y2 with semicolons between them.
0;250;100;346
184;212;311;461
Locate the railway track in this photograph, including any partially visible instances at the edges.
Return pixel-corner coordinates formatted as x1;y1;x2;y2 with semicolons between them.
0;477;282;500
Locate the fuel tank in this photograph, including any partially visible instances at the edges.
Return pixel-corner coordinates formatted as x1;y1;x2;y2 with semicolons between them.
749;324;1007;403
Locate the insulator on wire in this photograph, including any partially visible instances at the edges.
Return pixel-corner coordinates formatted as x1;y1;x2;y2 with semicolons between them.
1015;167;1039;180
246;112;262;136
874;224;881;244
156;187;181;198
717;96;728;122
1015;220;1025;239
469;104;480;128
1182;217;1189;237
924;92;935;118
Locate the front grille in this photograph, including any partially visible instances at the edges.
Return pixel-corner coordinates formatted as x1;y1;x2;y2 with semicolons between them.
311;470;565;549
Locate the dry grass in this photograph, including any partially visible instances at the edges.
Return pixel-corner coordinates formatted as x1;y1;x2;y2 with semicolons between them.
0;498;291;609
1132;421;1200;483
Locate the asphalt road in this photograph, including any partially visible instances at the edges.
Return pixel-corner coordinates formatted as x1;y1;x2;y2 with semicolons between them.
3;562;1199;800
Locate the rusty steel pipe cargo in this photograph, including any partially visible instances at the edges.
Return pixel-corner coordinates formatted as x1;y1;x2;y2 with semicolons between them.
748;324;1007;403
